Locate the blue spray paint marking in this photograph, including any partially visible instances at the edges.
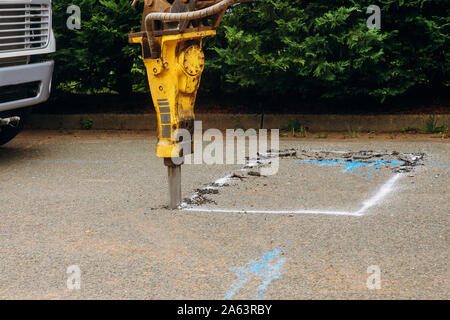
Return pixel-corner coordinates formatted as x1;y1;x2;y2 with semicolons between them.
23;160;114;164
429;161;450;168
225;249;285;300
291;159;404;179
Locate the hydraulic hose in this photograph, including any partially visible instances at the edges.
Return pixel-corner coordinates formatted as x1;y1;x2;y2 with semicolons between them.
143;0;250;58
145;0;237;24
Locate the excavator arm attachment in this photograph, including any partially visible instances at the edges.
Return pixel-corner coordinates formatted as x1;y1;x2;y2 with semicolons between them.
129;0;251;208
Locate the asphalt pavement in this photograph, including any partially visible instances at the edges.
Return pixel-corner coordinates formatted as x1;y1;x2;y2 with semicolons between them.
0;130;448;299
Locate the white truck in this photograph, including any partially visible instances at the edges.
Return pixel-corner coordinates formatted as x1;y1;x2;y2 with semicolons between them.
0;0;55;145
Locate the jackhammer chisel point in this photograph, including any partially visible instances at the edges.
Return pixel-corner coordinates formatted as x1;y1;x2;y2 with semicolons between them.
167;164;182;210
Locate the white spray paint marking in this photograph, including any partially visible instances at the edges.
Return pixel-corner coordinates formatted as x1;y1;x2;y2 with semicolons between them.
182;150;409;216
179;174;236;208
356;173;402;215
179;157;274;208
184;207;362;216
214;175;234;186
204;175;234;190
183;173;403;217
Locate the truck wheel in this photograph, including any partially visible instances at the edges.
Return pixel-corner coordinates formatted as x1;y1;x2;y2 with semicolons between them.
0;120;24;146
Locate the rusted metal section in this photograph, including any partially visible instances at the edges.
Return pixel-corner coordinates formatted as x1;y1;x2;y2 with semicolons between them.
137;1;226;35
129;0;250;58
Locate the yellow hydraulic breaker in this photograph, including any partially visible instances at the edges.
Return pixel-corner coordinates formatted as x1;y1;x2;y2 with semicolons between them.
129;0;251;209
129;30;214;160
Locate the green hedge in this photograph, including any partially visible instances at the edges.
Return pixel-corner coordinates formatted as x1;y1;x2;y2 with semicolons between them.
51;0;449;105
52;0;143;96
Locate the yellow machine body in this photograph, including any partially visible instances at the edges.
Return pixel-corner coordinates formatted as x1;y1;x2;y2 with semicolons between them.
129;30;215;158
